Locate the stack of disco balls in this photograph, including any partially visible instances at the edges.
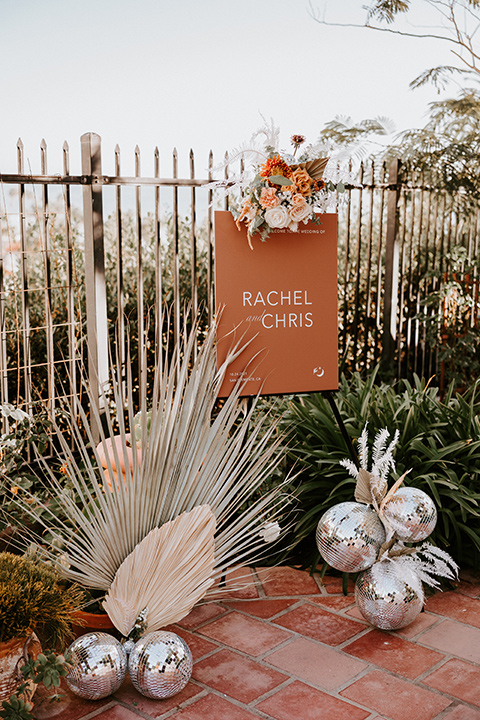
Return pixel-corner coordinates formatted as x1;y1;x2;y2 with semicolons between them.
65;629;193;701
315;426;457;631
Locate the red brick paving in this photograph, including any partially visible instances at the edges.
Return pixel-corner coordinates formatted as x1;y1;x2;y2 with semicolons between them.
339;669;452;720
33;567;480;720
343;628;445;679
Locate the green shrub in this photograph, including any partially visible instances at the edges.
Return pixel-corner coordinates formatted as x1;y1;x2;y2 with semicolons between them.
0;552;83;647
280;369;480;569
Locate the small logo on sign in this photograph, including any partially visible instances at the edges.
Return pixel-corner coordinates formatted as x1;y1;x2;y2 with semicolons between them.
313;366;325;377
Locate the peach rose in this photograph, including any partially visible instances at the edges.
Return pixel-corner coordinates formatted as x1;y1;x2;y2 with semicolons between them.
264;205;290;229
288;202;311;224
290;168;313;196
259;187;280;209
291;193;308;207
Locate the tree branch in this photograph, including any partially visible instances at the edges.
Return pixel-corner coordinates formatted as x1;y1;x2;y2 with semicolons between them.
308;8;463;45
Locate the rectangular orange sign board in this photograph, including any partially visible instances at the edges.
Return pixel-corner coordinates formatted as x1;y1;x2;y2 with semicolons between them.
215;210;338;397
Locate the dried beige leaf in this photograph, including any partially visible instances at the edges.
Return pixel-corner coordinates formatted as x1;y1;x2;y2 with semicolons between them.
354;468;374;505
103;505;216;636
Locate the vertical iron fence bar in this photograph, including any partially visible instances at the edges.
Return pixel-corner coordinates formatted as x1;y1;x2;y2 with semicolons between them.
373;161;386;367
154;146;162;370
189;149;198;338
473;207;480;329
207;150;214;325
40;139;55;413
420;187;433;378
362;161;375;372
81;132;108;435
17;139;32;408
381;159;401;376
0;200;8;406
405;174;417;377
352;163;364;372
135;145;145;408
396;187;408;379
427;191;441;378
341;163;353;361
115;144;125;401
172;148;180;349
62;141;77;414
224;153;229;211
413;177;425;376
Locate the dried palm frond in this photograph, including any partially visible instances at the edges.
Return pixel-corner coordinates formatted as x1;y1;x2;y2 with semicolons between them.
103;505;216;636
12;317;291;624
291;158;329;180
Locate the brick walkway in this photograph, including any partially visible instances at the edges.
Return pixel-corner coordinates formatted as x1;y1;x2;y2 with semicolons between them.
33;566;480;720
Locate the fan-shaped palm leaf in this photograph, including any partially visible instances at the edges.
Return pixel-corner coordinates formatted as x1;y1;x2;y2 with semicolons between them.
103;505;216;635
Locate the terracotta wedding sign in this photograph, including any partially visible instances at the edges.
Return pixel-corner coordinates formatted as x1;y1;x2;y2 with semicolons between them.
214;210;338;397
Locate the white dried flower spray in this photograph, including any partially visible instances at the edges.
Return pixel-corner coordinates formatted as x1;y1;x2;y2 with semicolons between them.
340;423;401;513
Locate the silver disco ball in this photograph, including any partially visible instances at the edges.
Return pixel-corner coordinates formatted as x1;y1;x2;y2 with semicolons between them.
382;487;437;542
355;561;424;630
316;501;386;573
128;631;193;699
65;632;128;700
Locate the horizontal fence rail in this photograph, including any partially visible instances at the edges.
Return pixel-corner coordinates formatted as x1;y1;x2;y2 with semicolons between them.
0;132;478;427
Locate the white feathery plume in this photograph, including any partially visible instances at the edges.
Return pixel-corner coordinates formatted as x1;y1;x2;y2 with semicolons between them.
371;429;400;481
339;458;358;478
377;541;458;597
358;424;370;470
376;556;425;602
372;428;390;467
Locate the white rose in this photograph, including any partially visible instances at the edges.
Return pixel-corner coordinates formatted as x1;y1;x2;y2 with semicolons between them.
288;202;311;224
264;205;290;229
258;521;281;543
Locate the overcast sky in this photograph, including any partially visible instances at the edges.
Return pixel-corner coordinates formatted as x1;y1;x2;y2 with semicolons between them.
0;0;460;178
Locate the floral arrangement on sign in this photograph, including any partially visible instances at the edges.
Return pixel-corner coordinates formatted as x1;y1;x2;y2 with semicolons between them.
212;120;349;248
316;425;458;630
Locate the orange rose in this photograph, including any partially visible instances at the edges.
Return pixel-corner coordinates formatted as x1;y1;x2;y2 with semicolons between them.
290;168;313;196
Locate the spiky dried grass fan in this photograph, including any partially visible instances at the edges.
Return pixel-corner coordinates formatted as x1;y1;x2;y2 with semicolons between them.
15;319;289;638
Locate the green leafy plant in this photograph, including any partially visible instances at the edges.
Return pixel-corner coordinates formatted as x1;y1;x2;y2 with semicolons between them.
20;651;70;690
279;368;480;569
0;405;53;540
0;652;71;720
0;552;83;647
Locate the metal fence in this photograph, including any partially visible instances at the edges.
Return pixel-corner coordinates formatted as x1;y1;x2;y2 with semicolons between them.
0;132;478;419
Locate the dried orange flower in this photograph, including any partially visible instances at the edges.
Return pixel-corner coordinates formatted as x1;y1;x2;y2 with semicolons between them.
260;155;292;183
291;134;306;149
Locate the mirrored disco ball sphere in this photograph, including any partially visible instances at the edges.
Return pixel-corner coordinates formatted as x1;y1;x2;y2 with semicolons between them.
66;632;127;700
382;487;437;542
316;501;386;573
355;562;423;630
128;631;193;699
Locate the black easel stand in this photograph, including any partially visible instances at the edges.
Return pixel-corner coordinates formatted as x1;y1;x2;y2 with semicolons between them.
323;391;360;470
